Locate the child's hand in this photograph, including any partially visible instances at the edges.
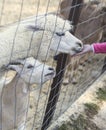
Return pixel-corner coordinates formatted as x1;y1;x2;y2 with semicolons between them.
73;44;93;56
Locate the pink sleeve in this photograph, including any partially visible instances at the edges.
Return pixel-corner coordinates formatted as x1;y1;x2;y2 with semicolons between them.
92;42;106;53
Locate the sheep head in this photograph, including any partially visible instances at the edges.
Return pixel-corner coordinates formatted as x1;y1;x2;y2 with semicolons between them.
28;26;83;57
50;31;83;55
4;57;55;85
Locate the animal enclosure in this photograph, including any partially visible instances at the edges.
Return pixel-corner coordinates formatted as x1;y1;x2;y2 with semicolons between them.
0;0;106;130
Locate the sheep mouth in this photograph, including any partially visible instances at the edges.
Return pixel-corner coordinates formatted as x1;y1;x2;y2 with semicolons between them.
73;48;83;53
45;72;55;77
75;50;82;53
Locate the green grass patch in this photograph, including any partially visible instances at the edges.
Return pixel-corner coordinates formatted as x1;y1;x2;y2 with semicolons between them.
96;87;106;101
58;123;70;130
84;103;100;118
58;114;100;130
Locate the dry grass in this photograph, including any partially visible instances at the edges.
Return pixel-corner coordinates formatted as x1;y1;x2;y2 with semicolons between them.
0;0;60;26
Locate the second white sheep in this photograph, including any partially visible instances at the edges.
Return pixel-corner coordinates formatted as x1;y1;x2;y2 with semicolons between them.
0;57;55;130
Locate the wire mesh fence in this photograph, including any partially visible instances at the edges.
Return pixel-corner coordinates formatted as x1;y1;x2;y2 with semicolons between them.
0;0;106;130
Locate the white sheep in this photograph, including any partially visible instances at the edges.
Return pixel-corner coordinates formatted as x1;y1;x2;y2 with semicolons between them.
0;57;55;130
0;14;83;68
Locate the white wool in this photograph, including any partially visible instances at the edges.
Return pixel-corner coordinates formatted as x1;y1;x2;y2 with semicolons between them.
0;14;83;68
33;14;73;32
0;57;55;130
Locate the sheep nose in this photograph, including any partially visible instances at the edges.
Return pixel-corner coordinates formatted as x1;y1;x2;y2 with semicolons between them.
76;41;83;51
76;41;83;48
49;67;54;71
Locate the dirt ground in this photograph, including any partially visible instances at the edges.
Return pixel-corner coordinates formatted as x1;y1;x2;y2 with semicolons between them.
48;72;106;130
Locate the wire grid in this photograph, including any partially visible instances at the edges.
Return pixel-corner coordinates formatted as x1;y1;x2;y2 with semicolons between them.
52;0;106;127
0;0;106;130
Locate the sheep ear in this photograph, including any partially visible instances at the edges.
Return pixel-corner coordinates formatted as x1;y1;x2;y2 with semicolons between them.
3;70;17;85
27;25;44;32
7;64;22;74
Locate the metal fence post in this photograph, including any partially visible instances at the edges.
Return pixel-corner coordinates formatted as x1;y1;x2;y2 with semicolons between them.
41;0;83;129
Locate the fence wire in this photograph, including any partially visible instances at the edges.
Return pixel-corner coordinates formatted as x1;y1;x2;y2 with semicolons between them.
0;0;106;130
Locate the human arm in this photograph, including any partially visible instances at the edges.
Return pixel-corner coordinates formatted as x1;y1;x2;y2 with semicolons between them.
74;42;106;56
93;42;106;53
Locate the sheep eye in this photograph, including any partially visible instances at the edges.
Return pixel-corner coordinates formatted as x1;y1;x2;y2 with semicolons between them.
27;65;34;69
56;32;65;36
